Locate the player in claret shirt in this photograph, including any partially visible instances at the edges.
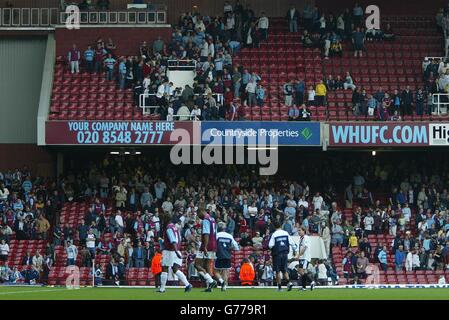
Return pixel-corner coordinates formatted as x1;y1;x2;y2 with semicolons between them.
269;220;298;292
157;213;192;293
194;209;218;292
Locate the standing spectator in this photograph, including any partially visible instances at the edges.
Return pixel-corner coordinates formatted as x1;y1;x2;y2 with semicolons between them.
294;79;306;106
378;245;388;271
352;27;365;58
352;3;364;27
401;86;414;116
132;241;146;268
395;245;406;271
152;36;164;54
68;44;80;74
257;12;269;40
283;80;294;106
320;222;331;258
84;45;95;73
307;85;316;106
35;214;50;240
287;5;300;33
331;220;344;246
32;250;43;272
356;251;369;280
118;58;127;90
415;88;424;116
245;79;257;106
66;240;78;266
104;53;116;81
232;66;242;98
86;228;96;260
0;239;9;262
256;83;265;106
315;80;327;106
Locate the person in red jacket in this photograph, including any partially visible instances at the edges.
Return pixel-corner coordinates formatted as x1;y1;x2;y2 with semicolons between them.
151;250;162;289
239;258;255;286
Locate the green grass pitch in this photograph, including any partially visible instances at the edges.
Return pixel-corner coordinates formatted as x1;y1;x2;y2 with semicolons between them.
0;286;448;300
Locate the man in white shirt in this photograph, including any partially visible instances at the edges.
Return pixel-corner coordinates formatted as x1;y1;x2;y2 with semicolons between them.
86;229;96;259
200;40;209;61
0;183;9;202
297;196;308;209
156;82;165;99
245;80;257;106
298;227;311;269
115;211;124;233
207;40;215;58
312;192;324;211
363;213;374;234
257;12;269;40
223;1;233;14
66;240;78;266
402;203;412;222
225;14;235;31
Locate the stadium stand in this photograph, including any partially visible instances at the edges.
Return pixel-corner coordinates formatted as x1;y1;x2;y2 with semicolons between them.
1;152;448;286
46;8;447;122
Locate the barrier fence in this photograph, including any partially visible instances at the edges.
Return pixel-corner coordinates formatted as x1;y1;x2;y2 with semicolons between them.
0;7;166;27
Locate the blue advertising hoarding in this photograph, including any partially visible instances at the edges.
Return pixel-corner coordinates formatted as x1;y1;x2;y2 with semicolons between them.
201;122;321;146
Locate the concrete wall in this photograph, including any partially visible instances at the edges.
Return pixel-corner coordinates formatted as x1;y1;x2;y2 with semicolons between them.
0;36;46;143
55;25;172;57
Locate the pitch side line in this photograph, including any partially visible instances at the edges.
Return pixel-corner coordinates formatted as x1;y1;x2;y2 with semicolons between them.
97;284;449;289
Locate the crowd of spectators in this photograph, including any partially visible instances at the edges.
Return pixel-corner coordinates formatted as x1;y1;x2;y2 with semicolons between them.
63;2;445;122
0;167;62;284
289;3;395;60
1;152;449;285
66;3;273;122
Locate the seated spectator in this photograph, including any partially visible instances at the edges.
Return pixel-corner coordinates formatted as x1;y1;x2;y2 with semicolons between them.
325;74;337;91
252;232;264;249
383;23;395;41
299;104;312;121
329;32;343;57
301;30;314;48
335;75;344;90
365;28;383;42
288;104;300;121
343;72;356;90
239;232;253;247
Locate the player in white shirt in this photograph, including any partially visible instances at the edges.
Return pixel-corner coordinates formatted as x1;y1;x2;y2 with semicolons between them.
298;227;312;270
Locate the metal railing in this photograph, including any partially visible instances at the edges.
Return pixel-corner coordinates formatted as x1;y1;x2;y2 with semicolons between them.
139;93;224;116
432;93;449;115
59;10;166;25
0;7;166;27
167;59;197;70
